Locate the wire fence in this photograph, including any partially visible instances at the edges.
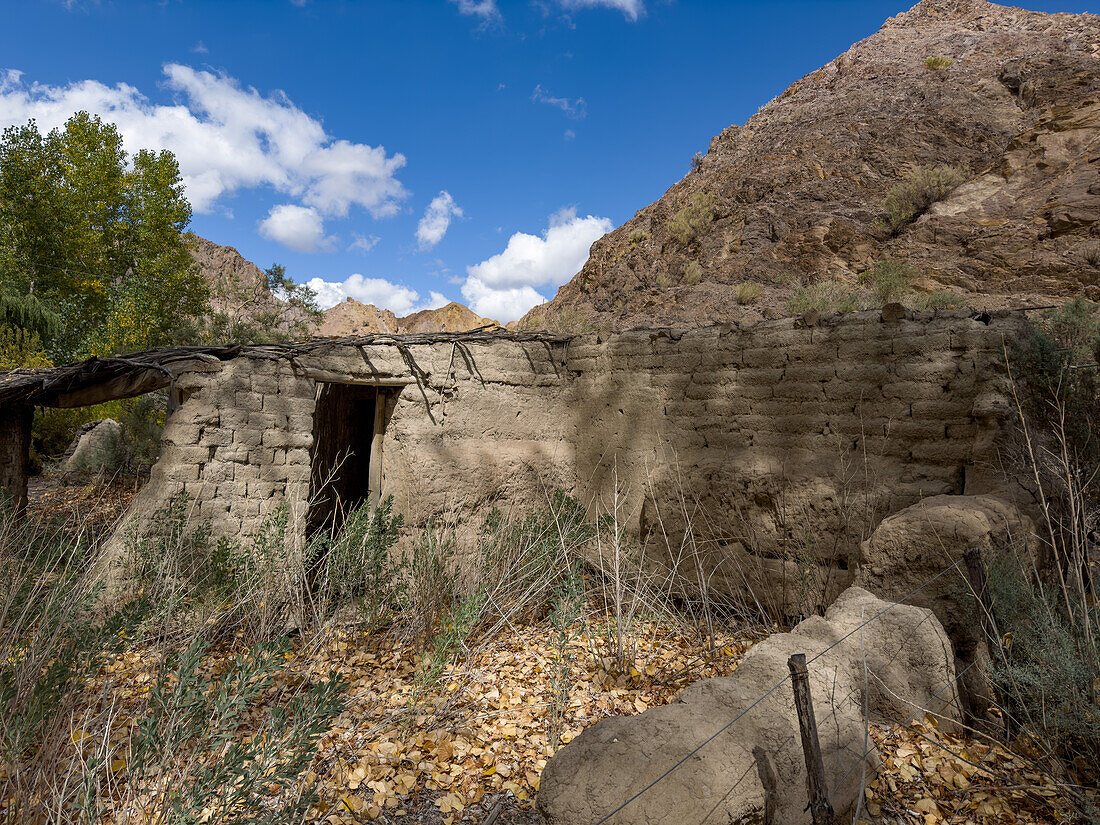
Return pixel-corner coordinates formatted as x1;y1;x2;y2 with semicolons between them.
593;561;965;825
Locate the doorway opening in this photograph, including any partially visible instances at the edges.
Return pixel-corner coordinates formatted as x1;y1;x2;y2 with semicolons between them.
307;383;384;537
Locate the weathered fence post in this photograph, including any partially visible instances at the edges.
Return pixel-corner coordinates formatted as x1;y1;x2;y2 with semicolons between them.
788;653;835;825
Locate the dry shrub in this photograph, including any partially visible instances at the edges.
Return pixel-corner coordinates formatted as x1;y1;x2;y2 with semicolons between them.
924;55;954;70
881;165;966;234
667;191;716;245
736;282;762;305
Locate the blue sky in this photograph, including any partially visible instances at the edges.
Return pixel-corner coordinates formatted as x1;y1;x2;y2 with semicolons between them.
2;0;1096;321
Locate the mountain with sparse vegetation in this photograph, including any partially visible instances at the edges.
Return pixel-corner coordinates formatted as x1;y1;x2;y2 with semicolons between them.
521;0;1100;331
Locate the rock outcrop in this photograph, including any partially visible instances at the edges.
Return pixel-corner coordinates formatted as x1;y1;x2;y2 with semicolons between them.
856;494;1038;715
317;299;497;337
537;587;962;825
62;419;126;474
521;0;1100;332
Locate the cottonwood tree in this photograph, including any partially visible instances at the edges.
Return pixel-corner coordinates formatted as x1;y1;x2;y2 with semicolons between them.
0;112;209;364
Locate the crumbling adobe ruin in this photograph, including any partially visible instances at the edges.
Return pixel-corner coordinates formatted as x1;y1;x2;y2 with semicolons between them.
1;307;1030;613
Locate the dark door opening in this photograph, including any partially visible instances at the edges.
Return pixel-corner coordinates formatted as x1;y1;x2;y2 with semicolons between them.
307;383;378;537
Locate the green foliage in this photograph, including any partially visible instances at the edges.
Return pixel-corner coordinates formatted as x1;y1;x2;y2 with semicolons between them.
548;564;584;751
683;260;704;285
987;553;1100;766
911;290;963;311
786;279;862;315
307;496;405;622
0;114;208;362
667;191;716;245
0;325;51;370
924;55;954;70
416;590;486;691
628;228;649;246
880;165;967;235
87;638;344;824
204;260;323;344
1013;297;1100;471
860;258;913;304
736;282;763;305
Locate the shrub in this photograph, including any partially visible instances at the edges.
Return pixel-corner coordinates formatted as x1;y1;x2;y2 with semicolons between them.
911;290;963;311
736;282;763;305
690;151;705;172
880;165;967;234
667;191;716;245
655;272;671;289
684;261;704;285
785;280;861;315
307;495;404;623
1082;243;1100;268
924;55;954;70
628;228;649;246
861;259;913;305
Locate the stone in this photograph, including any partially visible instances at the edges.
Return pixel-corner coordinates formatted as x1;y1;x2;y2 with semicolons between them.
62;419;127;474
855;494;1038;715
537;587;961;825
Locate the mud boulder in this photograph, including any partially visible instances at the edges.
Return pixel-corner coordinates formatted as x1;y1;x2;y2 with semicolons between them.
855;494;1037;713
62;419;128;475
537;586;961;825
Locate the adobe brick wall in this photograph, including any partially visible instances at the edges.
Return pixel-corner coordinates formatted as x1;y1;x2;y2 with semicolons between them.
108;308;1029;607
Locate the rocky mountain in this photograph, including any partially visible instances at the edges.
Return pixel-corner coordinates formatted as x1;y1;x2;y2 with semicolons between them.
520;0;1100;331
188;236;495;338
187;234;318;338
317;298;496;337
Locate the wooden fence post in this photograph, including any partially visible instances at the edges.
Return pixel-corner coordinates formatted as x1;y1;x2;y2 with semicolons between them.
788;653;835;825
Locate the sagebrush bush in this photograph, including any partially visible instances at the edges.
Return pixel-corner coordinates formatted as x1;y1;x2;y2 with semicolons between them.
786;279;861;315
667;191;716;245
881;165;966;234
684;260;704;285
911;290;963;311
861;259;913;305
924;55;954;70
736;282;762;305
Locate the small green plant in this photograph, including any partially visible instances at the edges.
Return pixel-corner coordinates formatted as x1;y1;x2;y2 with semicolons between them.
667;191;716;245
655;272;671;289
880;165;967;235
684;261;704;285
860;259;913;305
628;227;649;246
785;280;861;315
736;282;763;305
416;590;486;692
924;55;954;70
308;496;404;622
911;290;963;311
548;564;584;752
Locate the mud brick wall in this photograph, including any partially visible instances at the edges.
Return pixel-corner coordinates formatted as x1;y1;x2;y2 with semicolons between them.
111;308;1029;603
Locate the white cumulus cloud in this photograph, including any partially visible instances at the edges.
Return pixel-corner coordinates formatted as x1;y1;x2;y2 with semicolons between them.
449;0;500;20
557;0;643;20
306;274;449;316
461;207;611;321
416;191;463;249
0;65;408;250
258;204;329;252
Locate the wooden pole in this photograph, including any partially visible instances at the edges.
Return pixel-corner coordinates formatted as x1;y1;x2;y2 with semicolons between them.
788;653;835;825
0;404;32;517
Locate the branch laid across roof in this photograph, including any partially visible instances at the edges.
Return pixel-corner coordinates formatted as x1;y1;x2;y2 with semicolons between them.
0;328;572;408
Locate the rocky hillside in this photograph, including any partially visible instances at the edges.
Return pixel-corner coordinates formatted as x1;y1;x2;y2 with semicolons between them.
187;235;318;338
189;236;495;338
317;298;496;337
521;0;1100;331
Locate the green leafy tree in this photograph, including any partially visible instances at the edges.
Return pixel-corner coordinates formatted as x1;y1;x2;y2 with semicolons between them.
203;259;322;344
0;113;209;363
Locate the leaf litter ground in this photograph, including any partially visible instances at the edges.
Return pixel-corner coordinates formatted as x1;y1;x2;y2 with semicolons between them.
78;617;1085;825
